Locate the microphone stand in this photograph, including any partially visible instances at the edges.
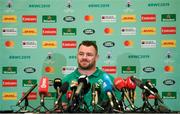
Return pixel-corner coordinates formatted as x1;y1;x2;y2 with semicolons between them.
17;97;34;112
78;90;89;113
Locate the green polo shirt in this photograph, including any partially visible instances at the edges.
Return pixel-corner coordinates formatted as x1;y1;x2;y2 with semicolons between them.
62;67;122;112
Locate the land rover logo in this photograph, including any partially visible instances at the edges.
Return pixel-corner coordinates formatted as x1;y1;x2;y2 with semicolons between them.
83;29;95;35
63;16;75;22
24;67;36;73
143;67;155;73
103;41;115;47
163;79;175;86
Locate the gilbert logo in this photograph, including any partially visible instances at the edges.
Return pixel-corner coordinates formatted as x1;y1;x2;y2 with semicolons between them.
42;28;57;35
2;28;17;36
22;15;37;23
161;40;176;48
141;14;156;22
2;15;17;23
62;41;76;48
161;27;176;34
121;15;136;22
22;28;37;36
141;27;156;35
3;92;17;100
102;66;116;74
42;41;57;48
2;80;17;87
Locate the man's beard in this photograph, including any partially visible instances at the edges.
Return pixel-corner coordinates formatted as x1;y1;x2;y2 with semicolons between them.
78;61;95;70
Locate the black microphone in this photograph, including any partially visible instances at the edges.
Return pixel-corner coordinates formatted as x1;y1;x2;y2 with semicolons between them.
16;84;37;106
53;78;62;97
54;82;69;105
91;83;100;105
69;80;78;103
75;75;90;96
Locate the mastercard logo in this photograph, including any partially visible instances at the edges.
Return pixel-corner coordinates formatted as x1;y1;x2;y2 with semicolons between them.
84;15;94;21
4;41;14;47
164;65;174;72
104;28;113;34
45;66;54;73
124;40;133;47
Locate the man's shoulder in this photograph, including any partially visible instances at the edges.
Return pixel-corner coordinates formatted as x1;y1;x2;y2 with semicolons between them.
62;70;77;82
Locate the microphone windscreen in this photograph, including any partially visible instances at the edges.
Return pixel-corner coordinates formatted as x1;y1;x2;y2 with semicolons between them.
38;76;49;93
103;73;113;85
125;76;136;89
66;90;72;100
70;80;78;90
61;82;69;94
53;78;62;89
103;80;113;93
114;77;125;90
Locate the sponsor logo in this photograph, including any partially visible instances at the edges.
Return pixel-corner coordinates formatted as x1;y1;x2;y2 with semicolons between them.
121;15;136;22
121;27;136;35
22;41;37;48
45;66;54;73
62;28;76;36
22;92;37;100
4;40;15;48
103;41;115;48
122;66;136;74
24;67;36;73
63;16;75;22
141;27;156;35
124;40;133;47
141;40;156;48
128;55;150;59
42;15;56;23
161;27;176;34
2;28;17;36
83;29;95;35
163;79;175;86
2;92;17;100
84;15;94;21
28;4;51;8
141;14;156;22
101;15;116;22
42;41;57;48
104;27;113;35
62;66;77;74
164;50;174;63
161;40;176;48
22;28;37;36
162;92;176;99
164;65;174;72
161;14;176;22
22;15;37;23
9;56;31;60
2;80;17;87
142;79;156;86
102;66;116;74
42;28;57;35
22;79;37;87
2;66;17;74
143;66;155;73
88;4;110;8
62;41;76;48
148;2;170;7
69;55;76;59
2;15;17;23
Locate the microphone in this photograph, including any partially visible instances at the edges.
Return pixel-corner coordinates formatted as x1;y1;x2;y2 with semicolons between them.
54;82;69;105
91;83;101;105
16;83;37;106
69;80;78;103
114;77;136;110
125;77;136;104
66;90;73;101
53;78;62;97
75;75;90;96
38;76;49;105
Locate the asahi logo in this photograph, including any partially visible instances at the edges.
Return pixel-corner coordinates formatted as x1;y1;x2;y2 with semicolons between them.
143;66;155;73
161;27;176;34
141;14;156;22
103;41;115;48
63;16;75;22
42;15;57;23
101;15;116;22
24;67;36;73
2;28;17;36
121;27;136;35
83;29;95;35
22;41;37;48
42;28;57;35
62;40;76;48
163;79;175;86
22;15;37;23
141;40;156;48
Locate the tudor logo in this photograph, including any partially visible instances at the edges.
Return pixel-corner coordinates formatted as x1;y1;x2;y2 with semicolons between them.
83;29;95;35
103;41;115;48
63;16;75;22
143;67;155;73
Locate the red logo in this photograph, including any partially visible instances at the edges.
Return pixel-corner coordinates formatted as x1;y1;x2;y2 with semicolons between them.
22;15;37;23
2;80;17;87
22;92;37;100
141;14;156;22
62;41;77;48
161;27;176;34
102;66;116;74
42;28;57;35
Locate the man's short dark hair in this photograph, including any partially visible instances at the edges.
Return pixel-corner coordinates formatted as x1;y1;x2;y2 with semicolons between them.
78;40;98;54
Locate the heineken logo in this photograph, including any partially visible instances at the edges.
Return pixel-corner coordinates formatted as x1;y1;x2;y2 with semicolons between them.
2;66;17;74
122;66;136;74
42;15;56;23
62;28;76;36
161;14;176;22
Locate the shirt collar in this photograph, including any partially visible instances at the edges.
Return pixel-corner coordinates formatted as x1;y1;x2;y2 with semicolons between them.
74;67;101;78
